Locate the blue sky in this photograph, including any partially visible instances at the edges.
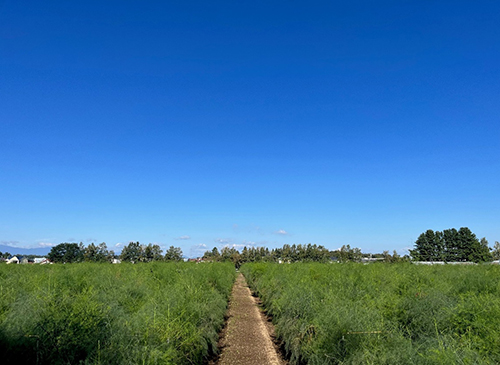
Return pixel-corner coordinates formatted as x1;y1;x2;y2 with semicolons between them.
1;0;499;257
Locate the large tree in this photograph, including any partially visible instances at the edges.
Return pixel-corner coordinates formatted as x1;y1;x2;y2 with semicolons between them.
334;244;362;263
84;242;113;262
492;241;500;260
411;227;492;263
143;243;163;262
48;243;84;263
119;241;143;263
410;230;444;261
164;246;183;261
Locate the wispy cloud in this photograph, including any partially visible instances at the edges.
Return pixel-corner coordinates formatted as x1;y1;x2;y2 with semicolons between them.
220;240;269;251
215;238;232;245
0;240;20;247
175;235;191;240
243;240;268;247
37;242;56;248
226;243;246;250
115;242;123;247
275;229;289;235
189;243;207;257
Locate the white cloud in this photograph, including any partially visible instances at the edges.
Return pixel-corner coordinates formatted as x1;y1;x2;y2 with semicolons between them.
275;229;289;235
242;240;257;247
115;243;123;247
189;243;208;258
215;238;232;244
37;242;56;248
227;243;246;249
175;235;191;240
0;240;20;247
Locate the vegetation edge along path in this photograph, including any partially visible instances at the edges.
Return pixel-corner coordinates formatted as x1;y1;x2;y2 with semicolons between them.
215;273;286;365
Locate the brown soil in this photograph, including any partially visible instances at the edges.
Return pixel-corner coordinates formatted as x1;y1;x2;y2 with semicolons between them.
214;273;287;365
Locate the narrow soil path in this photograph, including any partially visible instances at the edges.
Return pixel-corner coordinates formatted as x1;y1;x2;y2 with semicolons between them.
215;273;286;365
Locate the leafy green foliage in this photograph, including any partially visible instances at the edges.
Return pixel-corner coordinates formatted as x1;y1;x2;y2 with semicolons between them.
492;241;500;260
0;262;235;364
203;243;331;266
332;244;362;262
164;246;183;261
47;243;84;263
241;262;500;364
119;242;169;262
410;227;492;262
84;242;114;262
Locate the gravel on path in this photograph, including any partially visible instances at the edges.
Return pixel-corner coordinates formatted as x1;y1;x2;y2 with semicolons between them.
215;273;286;365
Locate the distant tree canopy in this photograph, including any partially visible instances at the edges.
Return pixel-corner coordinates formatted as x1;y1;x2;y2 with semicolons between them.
203;243;331;267
83;242;114;263
164;246;183;261
332;244;363;263
410;227;492;263
48;243;84;263
493;241;500;260
119;242;168;263
45;241;179;264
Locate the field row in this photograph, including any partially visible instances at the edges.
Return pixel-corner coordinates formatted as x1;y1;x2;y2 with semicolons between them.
241;263;500;364
0;262;236;364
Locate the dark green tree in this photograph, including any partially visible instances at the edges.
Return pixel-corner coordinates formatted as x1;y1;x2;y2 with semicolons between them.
84;242;112;262
466;234;492;262
164;246;183;261
144;244;163;262
119;241;143;263
202;247;221;261
48;243;84;263
410;230;443;261
412;227;491;263
334;245;362;263
492;241;500;260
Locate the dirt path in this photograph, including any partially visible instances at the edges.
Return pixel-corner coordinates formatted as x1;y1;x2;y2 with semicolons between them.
215;273;286;365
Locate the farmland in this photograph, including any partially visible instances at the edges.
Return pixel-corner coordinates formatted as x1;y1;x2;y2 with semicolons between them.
241;262;500;364
3;261;500;364
0;262;236;364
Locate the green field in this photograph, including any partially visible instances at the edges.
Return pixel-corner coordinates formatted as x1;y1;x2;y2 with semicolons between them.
0;262;236;364
241;262;500;364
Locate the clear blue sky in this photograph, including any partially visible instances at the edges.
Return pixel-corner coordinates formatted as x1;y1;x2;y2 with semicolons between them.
1;1;499;257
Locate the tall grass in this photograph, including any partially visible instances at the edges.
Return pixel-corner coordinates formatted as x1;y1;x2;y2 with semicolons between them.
0;262;236;364
241;262;500;364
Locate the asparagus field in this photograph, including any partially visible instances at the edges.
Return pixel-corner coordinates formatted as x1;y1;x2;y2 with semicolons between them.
241;262;500;364
0;262;236;365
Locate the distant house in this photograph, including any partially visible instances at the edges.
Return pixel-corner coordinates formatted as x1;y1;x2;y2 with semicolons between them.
6;255;29;264
6;255;32;264
34;258;50;264
112;259;121;264
6;256;19;264
361;257;384;264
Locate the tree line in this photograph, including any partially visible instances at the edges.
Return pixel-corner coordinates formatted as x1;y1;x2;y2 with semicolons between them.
409;227;495;263
8;226;498;265
46;242;183;263
203;243;349;267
